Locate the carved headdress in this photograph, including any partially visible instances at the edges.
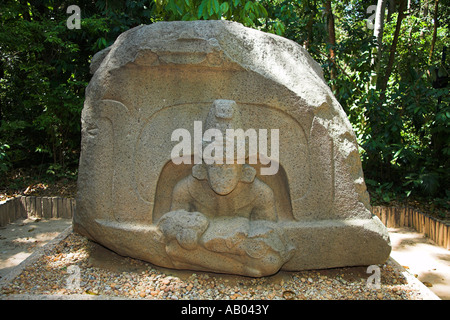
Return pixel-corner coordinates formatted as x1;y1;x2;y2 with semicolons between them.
201;99;250;164
193;99;256;183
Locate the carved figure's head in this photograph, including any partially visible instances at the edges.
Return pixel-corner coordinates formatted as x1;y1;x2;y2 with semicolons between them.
193;99;256;195
204;162;243;195
192;162;256;195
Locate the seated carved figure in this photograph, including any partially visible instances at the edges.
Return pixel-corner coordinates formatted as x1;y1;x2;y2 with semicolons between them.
170;162;277;221
171;99;277;221
157;100;294;276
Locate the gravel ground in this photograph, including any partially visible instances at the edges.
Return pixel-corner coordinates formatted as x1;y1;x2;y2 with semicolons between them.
0;230;435;301
0;218;72;278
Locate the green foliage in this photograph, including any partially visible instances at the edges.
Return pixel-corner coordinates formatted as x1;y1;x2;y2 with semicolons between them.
357;7;449;201
365;179;397;204
0;143;11;176
153;0;275;31
1;1;86;172
0;0;156;175
263;0;449;206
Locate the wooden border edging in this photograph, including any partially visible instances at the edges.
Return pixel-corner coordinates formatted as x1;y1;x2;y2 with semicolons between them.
373;206;450;250
0;196;75;227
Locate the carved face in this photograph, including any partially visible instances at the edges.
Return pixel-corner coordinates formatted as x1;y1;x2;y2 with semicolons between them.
206;163;243;195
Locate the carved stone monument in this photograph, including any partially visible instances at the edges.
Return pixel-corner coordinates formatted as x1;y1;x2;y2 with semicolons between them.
74;20;391;277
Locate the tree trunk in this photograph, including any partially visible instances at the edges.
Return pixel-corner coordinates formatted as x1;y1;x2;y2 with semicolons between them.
305;14;314;50
380;0;407;95
387;0;396;22
429;0;439;62
324;0;337;93
422;0;429;17
304;0;316;50
373;0;387;42
373;0;387;88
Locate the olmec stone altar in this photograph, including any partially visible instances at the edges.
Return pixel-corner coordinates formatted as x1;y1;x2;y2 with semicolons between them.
74;20;391;277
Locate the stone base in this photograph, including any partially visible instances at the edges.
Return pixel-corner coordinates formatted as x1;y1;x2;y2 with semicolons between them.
73;215;391;277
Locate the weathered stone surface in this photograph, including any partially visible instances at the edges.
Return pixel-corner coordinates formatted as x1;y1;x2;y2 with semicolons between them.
74;20;391;277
